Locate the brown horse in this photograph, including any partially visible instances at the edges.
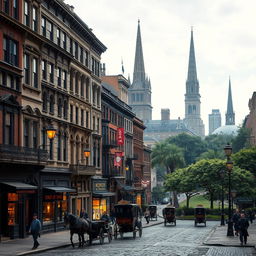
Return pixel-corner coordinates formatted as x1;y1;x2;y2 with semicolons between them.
64;213;90;248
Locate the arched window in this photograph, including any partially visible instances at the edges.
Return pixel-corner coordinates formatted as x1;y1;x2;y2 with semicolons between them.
58;98;62;117
50;95;54;114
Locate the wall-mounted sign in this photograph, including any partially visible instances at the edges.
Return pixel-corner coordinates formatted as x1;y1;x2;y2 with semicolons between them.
117;128;124;145
92;180;107;192
114;152;122;167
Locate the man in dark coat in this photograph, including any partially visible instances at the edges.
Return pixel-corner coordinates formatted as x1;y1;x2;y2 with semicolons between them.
30;213;41;249
80;208;89;219
232;209;240;236
238;212;250;246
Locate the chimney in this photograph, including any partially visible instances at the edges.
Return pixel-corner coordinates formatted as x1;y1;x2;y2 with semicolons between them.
161;108;170;121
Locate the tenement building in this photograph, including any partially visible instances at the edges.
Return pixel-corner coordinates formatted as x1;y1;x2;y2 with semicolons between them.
0;0;106;239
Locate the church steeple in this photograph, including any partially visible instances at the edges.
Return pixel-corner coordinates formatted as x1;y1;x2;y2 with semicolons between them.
225;78;235;125
132;19;146;87
184;28;205;137
187;28;198;84
129;20;152;122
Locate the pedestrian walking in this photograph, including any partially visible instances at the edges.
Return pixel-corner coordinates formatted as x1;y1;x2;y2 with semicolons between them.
29;213;41;250
80;208;89;219
232;209;240;236
144;208;150;224
248;209;254;224
238;212;249;246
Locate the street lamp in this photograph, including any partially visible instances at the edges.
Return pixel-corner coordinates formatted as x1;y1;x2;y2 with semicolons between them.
224;143;234;236
83;148;90;166
45;126;57;140
219;169;225;226
231;190;237;212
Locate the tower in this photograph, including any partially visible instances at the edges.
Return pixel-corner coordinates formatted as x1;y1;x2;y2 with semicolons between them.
128;20;152;123
225;78;235;125
209;109;221;134
184;29;205;137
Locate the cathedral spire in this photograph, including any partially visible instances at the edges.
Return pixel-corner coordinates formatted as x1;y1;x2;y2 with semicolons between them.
133;19;145;85
187;27;198;83
225;77;235;125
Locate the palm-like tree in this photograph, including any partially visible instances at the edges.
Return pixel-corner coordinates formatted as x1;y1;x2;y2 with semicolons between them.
151;141;185;207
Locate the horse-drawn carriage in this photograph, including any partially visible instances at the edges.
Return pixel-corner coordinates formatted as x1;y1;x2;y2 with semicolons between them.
88;220;112;245
162;206;176;226
114;201;143;239
148;205;157;221
194;205;206;227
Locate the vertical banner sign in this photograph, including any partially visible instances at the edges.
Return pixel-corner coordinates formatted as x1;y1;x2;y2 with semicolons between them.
117;128;124;145
114;152;122;167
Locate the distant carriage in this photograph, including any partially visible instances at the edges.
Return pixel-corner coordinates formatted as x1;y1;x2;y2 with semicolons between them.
194;205;206;227
148;205;157;221
114;201;142;239
162;206;176;226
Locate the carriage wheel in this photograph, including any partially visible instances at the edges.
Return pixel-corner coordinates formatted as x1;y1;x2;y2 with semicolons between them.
99;228;104;245
133;230;136;239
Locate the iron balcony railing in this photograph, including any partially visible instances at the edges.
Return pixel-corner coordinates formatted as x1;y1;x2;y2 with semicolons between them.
0;144;48;164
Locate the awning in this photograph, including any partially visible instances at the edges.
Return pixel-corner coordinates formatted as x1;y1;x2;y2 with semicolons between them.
0;181;37;190
93;192;116;197
44;186;76;193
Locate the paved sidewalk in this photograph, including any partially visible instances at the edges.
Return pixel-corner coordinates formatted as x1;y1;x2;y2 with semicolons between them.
204;221;256;247
0;217;163;256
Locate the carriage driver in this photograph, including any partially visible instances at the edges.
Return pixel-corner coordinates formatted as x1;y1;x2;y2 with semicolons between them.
80;208;89;220
100;211;111;223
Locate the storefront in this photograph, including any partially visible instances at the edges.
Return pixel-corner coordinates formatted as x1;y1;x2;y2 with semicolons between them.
42;186;75;232
92;177;115;220
0;182;37;239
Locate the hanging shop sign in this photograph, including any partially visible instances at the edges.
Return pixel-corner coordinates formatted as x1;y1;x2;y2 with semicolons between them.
117;128;124;145
114;152;122;167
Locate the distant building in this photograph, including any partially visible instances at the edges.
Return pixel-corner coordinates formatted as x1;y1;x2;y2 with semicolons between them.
128;20;152;123
184;29;205;137
212;79;238;136
209;109;221;135
245;92;256;146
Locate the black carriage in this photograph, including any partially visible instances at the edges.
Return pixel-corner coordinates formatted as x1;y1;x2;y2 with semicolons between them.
194;206;206;227
114;202;143;239
162;206;176;226
88;220;112;245
148;205;158;221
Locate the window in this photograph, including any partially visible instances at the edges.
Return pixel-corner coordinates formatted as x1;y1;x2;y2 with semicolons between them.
70;38;73;54
80;47;83;63
63;100;67;119
75;42;78;59
42;60;46;80
86;111;89;128
13;0;18;19
81;109;84;126
3;36;18;66
70;105;73;122
92;116;95;131
62;32;66;50
58;98;62;117
41;17;46;36
24;54;30;84
4;112;14;145
63;70;67;89
57;67;61;87
47;21;53;40
4;0;9;14
42;92;47;112
32;58;38;88
32;121;38;148
24;1;29;26
97;118;100;132
63;134;67;161
32;7;37;31
57;28;60;46
75;107;78;124
57;132;61;161
85;50;89;67
49;95;54;114
49;63;54;83
24;119;29;147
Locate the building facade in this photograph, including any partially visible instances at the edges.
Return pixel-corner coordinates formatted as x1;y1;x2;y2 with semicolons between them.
184;30;205;137
128;20;152;123
0;0;106;238
208;109;221;135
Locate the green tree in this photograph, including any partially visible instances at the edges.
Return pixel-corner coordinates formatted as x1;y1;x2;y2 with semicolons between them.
196;149;224;161
165;168;198;208
232;126;251;153
167;133;206;165
233;147;256;176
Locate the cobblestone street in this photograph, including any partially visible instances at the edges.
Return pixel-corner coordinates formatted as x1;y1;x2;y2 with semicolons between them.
30;221;256;256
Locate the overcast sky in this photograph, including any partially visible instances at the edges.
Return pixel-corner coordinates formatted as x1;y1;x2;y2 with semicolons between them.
66;0;256;134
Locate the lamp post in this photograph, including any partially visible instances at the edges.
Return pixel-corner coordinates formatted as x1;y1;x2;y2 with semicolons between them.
231;190;237;212
219;169;225;226
224;143;234;236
